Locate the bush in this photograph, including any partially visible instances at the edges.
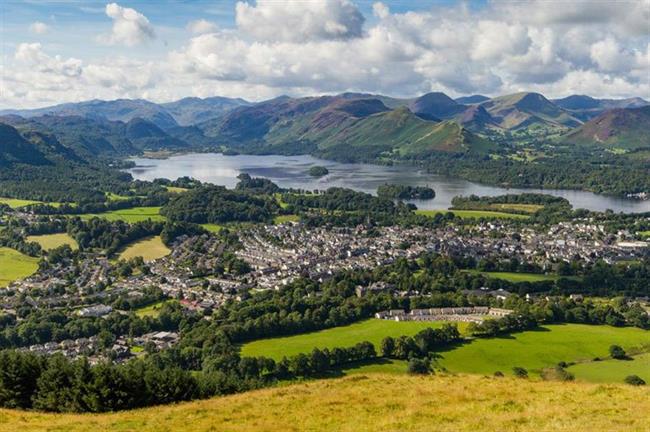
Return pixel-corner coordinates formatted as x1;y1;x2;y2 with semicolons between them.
624;375;646;386
609;345;627;360
407;358;432;375
512;367;528;378
493;371;504;377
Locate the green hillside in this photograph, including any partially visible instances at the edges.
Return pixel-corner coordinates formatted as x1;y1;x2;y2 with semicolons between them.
206;96;493;160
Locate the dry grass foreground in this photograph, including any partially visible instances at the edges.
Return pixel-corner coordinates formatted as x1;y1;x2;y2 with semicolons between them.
1;374;649;432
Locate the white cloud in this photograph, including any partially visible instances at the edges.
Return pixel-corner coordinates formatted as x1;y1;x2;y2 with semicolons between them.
187;19;218;35
590;37;636;73
235;0;364;42
102;3;155;46
2;1;649;109
28;21;49;35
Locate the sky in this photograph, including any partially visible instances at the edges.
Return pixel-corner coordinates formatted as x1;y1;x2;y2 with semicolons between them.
0;0;648;109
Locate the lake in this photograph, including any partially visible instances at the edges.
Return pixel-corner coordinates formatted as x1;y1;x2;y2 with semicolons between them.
127;153;650;213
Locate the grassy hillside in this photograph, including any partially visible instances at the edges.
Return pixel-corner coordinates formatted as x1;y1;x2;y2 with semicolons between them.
3;374;649;432
241;319;469;360
562;106;650;149
0;247;39;287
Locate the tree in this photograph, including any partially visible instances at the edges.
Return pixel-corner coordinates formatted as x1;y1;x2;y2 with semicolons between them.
407;358;431;375
380;337;396;357
609;345;627;360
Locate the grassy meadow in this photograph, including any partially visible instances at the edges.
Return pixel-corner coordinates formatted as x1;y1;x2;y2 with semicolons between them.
241;319;469;360
569;352;650;383
2;374;649;432
243;321;649;383
0;247;39;287
26;233;78;251
118;236;170;262
274;214;300;224
135;300;176;318
463;270;567;282
436;324;650;379
415;209;529;220
79;207;165;223
0;197;43;208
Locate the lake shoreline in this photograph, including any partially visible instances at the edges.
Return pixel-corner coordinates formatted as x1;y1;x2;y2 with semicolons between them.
126;152;650;213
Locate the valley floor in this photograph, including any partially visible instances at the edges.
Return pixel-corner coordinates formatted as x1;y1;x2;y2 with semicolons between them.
1;374;648;432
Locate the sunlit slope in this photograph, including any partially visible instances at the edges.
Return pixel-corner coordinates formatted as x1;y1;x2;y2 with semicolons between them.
2;374;649;432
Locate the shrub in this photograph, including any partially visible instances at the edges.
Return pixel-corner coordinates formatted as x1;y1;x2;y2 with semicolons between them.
624;375;646;386
493;371;504;377
512;367;528;378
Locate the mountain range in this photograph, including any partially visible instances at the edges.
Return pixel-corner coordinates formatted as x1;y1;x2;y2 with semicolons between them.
0;91;648;166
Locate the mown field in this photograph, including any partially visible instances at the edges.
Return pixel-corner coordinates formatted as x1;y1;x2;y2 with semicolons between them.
26;233;78;251
436;324;650;379
274;214;300;224
2;374;649;432
241;319;469;360
487;203;543;213
0;197;42;208
135;300;176;318
79;207;165;223
118;236;170;262
462;270;567;282
415;209;529;220
0;247;39;287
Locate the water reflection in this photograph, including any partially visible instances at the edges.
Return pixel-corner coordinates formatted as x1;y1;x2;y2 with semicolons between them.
127;153;650;213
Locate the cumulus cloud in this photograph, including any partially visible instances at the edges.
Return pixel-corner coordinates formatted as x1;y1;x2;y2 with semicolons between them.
28;21;49;34
102;3;155;46
2;0;649;109
187;19;218;35
235;0;364;42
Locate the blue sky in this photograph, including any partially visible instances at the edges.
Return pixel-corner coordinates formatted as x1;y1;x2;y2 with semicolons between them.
0;0;647;108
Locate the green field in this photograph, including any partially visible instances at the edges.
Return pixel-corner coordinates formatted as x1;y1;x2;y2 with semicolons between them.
488;203;543;213
569;352;650;383
241;319;469;360
80;206;165;223
0;197;42;208
135;299;176;318
105;192;131;201
639;230;650;238
0;247;39;287
166;186;188;193
26;233;78;251
200;223;224;233
4;374;649;432
273;214;300;224
436;324;650;379
118;236;170;261
463;270;565;282
415;209;529;220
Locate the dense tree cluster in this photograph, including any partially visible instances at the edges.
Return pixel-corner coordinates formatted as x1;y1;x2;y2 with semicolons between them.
377;184;435;200
161;185;278;224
